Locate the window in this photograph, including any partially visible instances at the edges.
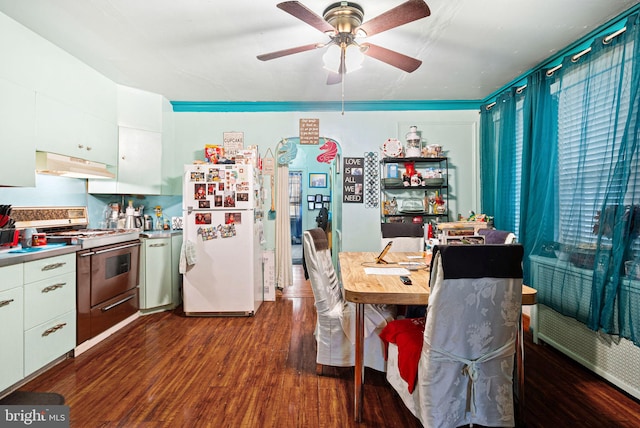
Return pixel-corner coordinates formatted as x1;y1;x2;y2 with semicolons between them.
553;41;635;247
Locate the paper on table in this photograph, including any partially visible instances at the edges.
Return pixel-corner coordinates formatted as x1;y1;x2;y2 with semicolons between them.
364;267;411;275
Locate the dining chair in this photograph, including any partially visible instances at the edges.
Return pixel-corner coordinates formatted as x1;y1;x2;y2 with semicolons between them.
302;228;395;374
382;244;523;427
478;228;517;244
381;222;425;252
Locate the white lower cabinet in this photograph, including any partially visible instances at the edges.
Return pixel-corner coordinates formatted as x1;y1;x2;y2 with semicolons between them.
139;237;172;310
0;285;24;392
22;253;77;377
24;311;76;376
23;272;75;329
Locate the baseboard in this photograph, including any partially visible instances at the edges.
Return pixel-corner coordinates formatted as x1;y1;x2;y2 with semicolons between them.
74;312;140;356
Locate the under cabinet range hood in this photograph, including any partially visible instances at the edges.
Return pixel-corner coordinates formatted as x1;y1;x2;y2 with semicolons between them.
35;151;115;179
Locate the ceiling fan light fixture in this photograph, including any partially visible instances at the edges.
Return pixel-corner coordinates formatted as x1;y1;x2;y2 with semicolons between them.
322;44;342;73
344;43;364;73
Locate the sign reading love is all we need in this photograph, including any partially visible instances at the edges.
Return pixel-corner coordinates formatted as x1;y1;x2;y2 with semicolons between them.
343;157;364;203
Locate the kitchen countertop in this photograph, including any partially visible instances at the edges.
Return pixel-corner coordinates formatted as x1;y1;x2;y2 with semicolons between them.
140;230;183;239
0;243;79;267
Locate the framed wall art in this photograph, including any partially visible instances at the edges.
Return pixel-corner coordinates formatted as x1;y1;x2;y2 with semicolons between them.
309;173;327;188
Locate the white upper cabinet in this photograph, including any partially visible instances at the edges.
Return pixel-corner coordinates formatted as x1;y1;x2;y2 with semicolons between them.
116;126;162;194
88;85;164;194
88;126;162;195
1;12;118;170
35;94;117;165
0;78;36;187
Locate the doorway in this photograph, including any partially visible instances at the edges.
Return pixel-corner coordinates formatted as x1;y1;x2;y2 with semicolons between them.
289;170;303;264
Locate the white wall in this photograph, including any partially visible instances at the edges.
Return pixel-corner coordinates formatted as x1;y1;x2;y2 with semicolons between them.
173;110;480;252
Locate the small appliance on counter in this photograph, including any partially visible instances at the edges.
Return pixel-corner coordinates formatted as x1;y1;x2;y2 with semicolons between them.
143;215;154;231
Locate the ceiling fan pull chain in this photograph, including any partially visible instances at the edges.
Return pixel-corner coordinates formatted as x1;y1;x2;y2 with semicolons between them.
341;71;346;115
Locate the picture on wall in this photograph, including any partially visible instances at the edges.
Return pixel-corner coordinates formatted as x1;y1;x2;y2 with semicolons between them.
309;173;327;188
343;157;364;203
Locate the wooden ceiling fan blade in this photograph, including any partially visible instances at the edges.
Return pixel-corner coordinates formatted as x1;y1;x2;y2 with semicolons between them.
257;43;321;61
362;43;422;73
277;1;335;34
357;0;430;37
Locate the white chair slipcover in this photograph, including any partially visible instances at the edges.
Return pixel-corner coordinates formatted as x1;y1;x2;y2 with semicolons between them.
381;223;425;252
303;228;395;372
386;244;523;427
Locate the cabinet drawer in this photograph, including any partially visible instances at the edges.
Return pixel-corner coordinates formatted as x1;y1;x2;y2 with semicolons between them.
0;287;23;391
24;253;75;284
24;272;76;330
0;264;23;293
24;310;76;377
90;288;138;338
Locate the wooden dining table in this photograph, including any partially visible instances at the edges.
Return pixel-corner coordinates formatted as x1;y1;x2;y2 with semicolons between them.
339;250;537;423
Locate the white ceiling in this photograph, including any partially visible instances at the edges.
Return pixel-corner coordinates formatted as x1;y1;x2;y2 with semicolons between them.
0;0;638;103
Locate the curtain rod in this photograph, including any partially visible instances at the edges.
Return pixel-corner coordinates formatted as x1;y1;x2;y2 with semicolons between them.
546;26;627;76
485;25;628;111
485;83;527;110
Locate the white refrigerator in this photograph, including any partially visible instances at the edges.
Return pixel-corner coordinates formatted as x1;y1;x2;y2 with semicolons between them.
182;163;264;315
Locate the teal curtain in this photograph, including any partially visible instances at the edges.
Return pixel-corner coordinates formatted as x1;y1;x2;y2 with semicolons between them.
480;88;521;232
519;70;558;292
587;13;640;339
480;104;497;216
483;12;640;344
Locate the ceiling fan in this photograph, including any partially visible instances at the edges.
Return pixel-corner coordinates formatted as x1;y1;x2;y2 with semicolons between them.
257;1;431;85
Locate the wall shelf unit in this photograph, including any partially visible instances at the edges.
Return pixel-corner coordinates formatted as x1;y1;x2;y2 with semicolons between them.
380;156;449;225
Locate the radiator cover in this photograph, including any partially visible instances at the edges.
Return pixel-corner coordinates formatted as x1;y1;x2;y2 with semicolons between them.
537;304;640;400
531;255;640;399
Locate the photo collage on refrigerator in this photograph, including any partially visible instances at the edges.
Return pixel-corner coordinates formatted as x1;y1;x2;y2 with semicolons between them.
189;165;249;241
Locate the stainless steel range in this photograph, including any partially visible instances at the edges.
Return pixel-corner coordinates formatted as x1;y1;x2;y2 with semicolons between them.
13;206;141;345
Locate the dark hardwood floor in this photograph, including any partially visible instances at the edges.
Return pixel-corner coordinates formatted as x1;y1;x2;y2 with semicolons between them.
14;265;640;427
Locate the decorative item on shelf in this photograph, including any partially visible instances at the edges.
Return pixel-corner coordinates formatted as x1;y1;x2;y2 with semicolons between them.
382;138;403;158
405;125;422;158
426;191;436;214
424;144;443;158
435;191;446;214
389;197;397;215
402;161;424;187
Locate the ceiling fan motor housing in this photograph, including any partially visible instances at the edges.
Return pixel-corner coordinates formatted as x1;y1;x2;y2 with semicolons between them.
323;2;364;34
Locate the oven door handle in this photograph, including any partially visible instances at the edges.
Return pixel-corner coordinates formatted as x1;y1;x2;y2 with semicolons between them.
101;294;136;312
93;242;141;255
